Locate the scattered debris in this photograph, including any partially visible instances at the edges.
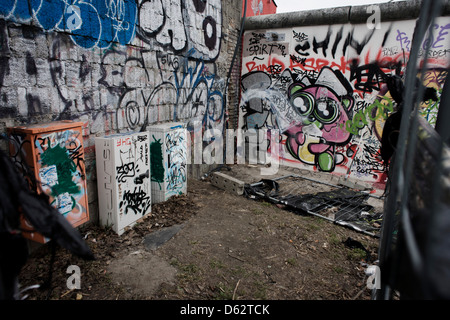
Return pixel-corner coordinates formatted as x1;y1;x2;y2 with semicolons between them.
337;176;372;191
210;172;245;195
17;177;378;300
244;175;383;237
143;223;185;251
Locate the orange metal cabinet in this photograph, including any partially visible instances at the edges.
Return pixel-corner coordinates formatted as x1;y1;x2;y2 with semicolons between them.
7;121;90;243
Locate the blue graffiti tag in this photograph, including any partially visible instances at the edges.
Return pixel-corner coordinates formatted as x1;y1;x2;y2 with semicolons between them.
0;0;137;49
172;48;225;128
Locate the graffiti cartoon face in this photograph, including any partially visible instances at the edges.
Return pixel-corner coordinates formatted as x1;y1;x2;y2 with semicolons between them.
285;67;353;172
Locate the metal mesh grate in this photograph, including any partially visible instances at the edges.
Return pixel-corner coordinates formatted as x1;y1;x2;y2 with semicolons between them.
244;175;382;237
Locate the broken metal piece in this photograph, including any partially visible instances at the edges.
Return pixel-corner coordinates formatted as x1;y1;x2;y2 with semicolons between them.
244;176;382;237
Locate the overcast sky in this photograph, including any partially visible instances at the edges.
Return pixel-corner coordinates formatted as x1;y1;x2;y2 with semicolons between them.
275;0;404;13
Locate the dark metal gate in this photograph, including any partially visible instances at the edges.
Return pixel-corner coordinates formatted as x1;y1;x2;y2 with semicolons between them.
376;0;450;300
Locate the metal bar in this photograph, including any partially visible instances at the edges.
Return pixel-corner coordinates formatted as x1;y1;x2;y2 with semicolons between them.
402;206;424;273
250;174;385;200
335;220;378;237
291;174;343;189
251;188;336;222
376;0;447;300
398;0;443;284
292;174;385;199
247;175;380;237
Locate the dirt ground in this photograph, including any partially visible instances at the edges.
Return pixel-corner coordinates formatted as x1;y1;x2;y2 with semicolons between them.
17;165;383;302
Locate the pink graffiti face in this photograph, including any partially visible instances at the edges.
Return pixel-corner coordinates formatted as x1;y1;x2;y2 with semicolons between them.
286;85;352;155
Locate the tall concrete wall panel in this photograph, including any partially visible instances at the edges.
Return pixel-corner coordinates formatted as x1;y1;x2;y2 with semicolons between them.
240;1;450;188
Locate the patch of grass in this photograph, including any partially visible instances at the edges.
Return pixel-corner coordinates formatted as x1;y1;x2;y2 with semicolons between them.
169;257;179;267
285;257;297;266
214;282;234;300
328;232;341;246
252;280;267;299
347;248;367;261
180;263;200;274
332;265;345;274
170;258;201;281
209;258;225;269
251;208;264;215
305;221;321;232
230;265;251;278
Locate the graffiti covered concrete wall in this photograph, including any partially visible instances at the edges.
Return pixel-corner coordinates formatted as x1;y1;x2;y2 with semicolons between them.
0;0;241;222
0;0;240;133
240;8;450;188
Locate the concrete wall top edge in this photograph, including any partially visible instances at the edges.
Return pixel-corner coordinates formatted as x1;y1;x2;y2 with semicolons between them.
243;6;351;30
349;0;450;24
244;0;450;30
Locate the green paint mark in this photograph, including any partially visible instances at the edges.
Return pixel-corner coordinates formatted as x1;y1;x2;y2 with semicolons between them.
318;152;334;172
343;97;394;135
40;140;79;197
150;135;164;188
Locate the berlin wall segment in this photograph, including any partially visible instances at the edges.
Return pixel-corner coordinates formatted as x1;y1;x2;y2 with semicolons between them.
239;4;450;188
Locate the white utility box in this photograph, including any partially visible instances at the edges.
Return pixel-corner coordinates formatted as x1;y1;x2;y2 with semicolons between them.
95;131;151;235
148;122;187;203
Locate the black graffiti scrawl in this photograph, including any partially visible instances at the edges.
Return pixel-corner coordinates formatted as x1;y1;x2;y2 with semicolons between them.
0;0;225;142
95;132;151;236
239;18;450;186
